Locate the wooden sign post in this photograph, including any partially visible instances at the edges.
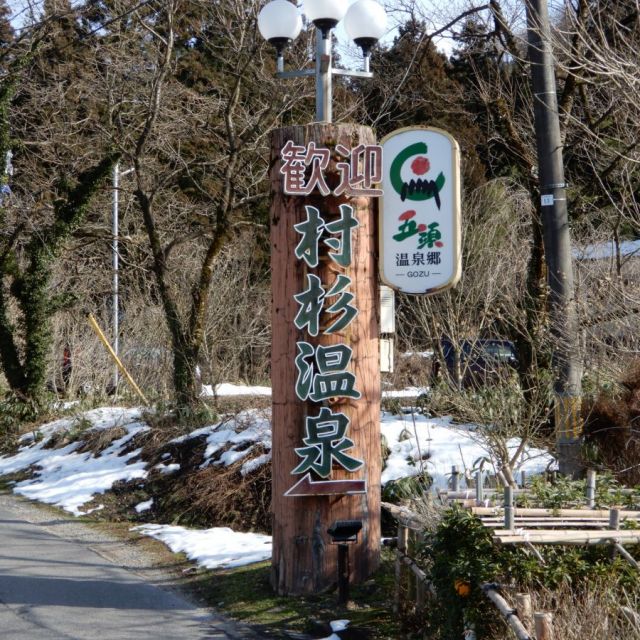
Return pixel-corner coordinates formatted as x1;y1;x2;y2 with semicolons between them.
270;123;381;595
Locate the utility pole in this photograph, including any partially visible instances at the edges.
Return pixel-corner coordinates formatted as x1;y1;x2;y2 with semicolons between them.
112;163;134;394
525;0;583;476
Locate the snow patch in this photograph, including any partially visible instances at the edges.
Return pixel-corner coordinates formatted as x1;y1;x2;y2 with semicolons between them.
135;499;153;513
0;407;147;515
133;524;272;569
381;411;552;487
575;239;640;261
382;386;429;398
201;383;272;397
154;463;180;475
241;452;271;476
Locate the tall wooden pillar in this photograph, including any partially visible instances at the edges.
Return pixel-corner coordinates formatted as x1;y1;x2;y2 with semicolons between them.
270;123;381;595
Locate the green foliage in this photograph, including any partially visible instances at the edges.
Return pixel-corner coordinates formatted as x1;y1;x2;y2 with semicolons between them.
363;18;487;190
67;415;93;440
521;473;640;510
382;472;432;504
421;506;502;639
522;474;587;509
0;393;40;447
0;152;118;411
417;502;640;639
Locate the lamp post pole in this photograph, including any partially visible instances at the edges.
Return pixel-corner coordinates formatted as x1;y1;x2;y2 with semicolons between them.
315;28;331;122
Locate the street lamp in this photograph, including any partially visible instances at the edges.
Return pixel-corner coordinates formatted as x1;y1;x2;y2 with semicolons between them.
258;0;387;123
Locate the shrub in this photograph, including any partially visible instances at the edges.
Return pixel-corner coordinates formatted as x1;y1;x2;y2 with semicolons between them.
584;361;640;485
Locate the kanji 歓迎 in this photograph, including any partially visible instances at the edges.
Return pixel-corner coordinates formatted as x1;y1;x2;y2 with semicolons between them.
334;143;383;197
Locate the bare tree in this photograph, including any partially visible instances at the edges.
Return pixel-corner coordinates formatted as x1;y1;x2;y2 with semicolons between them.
94;0;310;408
0;5;118;413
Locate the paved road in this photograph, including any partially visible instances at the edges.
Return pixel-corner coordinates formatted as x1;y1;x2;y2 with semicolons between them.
0;493;261;639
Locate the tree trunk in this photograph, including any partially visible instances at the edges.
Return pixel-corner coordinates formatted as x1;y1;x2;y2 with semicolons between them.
270;123;381;595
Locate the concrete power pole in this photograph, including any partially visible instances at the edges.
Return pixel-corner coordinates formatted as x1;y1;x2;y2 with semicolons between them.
525;0;583;476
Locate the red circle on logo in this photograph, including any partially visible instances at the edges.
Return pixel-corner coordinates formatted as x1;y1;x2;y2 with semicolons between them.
410;156;430;175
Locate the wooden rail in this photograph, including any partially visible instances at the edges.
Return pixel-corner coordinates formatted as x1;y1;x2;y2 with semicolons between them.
384;507;552;640
391;519;434;615
493;529;640;545
481;585;534;640
386;469;640;637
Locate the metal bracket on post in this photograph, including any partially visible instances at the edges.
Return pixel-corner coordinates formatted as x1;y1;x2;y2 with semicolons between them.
332;68;373;79
276;69;315;79
275;28;374;123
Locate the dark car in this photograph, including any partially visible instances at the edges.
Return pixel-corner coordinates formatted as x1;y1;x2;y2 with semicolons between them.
431;338;518;387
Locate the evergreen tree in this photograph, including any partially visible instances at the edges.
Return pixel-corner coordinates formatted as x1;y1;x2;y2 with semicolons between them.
360;19;487;190
0;0;117;414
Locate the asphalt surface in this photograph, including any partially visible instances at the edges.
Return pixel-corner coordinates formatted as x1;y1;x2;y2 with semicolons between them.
0;493;261;639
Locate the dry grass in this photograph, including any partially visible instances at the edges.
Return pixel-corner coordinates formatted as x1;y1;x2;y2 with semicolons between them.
383;351;432;390
156;453;272;531
76;426;128;456
584;360;640;484
528;581;640;640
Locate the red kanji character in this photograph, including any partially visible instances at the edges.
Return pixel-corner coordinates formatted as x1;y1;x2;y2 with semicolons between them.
334;143;383;197
304;141;331;196
280;140;309;195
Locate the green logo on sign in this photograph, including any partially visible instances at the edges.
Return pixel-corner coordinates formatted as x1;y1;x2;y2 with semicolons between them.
390;142;445;209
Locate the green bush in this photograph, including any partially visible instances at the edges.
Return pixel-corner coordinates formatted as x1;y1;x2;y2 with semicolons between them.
415;503;640;639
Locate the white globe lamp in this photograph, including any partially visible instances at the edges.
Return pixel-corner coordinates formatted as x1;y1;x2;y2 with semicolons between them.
304;0;348;36
344;0;387;55
258;0;302;55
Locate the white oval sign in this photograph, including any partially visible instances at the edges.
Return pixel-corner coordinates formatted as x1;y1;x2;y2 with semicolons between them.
379;127;461;295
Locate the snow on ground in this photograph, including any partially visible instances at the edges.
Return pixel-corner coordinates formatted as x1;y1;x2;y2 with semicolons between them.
0;407;147;516
202;382;429;400
135;498;153;513
132;524;272;569
380;411;553;487
0;385;555;570
574;239;640;261
382;386;429;398
170;409;272;475
201;382;272;397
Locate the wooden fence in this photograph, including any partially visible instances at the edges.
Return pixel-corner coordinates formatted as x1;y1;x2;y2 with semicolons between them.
385;512;556;640
384;468;640;639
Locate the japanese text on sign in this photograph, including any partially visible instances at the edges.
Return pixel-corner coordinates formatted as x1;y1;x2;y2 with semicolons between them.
280;140;383;197
281;140;369;486
290;202;362;479
379;127;461;295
